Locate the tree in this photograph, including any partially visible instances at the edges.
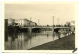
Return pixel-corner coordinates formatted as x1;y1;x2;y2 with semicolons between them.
65;22;71;27
64;24;67;27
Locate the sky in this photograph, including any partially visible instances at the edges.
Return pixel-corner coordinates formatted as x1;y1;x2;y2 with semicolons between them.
5;2;77;25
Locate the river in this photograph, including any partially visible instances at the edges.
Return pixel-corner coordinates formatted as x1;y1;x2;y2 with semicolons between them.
5;30;70;50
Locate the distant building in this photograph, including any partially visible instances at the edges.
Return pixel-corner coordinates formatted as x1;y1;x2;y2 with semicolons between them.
15;19;37;27
4;18;15;26
5;19;8;28
7;18;15;26
5;18;37;27
16;19;28;27
30;21;37;26
71;21;75;25
14;19;19;26
70;21;75;32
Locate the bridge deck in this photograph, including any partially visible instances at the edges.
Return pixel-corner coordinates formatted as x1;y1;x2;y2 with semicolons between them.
20;27;70;29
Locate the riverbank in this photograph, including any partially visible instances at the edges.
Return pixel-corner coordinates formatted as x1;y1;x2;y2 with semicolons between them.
29;33;75;50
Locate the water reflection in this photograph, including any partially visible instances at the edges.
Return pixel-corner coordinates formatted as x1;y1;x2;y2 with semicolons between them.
5;31;69;50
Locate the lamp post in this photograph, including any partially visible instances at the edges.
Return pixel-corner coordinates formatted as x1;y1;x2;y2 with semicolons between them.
30;17;32;33
38;19;39;26
57;18;59;25
52;16;54;33
30;17;31;27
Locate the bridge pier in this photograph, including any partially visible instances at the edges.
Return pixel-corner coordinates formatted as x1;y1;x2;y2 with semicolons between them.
52;28;54;33
28;28;32;33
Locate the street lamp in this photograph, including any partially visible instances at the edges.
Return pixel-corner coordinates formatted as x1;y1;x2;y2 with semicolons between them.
29;17;32;33
30;17;32;27
52;16;54;33
57;18;59;25
38;19;39;26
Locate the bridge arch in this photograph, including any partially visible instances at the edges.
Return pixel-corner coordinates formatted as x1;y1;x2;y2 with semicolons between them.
32;28;41;33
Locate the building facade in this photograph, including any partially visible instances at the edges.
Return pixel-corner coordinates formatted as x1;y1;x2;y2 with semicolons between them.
15;19;37;27
8;18;15;26
70;21;75;32
14;19;26;27
5;19;8;28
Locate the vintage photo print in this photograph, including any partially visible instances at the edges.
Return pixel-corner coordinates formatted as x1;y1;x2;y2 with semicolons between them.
2;2;78;53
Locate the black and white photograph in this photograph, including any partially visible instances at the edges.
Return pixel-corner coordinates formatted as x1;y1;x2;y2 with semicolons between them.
2;2;77;53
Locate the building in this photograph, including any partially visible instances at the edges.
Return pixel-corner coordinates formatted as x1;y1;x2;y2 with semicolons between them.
15;19;37;27
14;19;19;26
5;19;8;28
16;19;28;27
30;21;37;26
7;18;15;26
70;21;75;32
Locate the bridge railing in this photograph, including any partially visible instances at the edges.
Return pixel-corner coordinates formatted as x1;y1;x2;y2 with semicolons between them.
20;25;71;28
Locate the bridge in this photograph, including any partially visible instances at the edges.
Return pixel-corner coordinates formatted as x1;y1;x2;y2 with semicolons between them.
20;26;70;29
19;26;71;33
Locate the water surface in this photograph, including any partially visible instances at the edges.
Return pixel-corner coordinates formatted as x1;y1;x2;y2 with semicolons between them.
5;31;66;50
